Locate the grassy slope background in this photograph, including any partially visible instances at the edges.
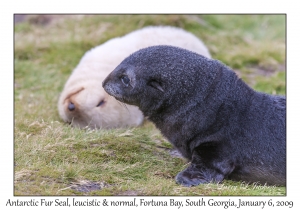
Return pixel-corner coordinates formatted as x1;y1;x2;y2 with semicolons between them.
14;14;286;196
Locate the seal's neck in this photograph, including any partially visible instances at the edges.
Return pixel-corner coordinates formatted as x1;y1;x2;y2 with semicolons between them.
148;66;256;150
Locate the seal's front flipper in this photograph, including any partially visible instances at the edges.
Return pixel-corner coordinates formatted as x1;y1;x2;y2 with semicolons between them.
175;163;224;187
175;147;234;187
175;164;209;187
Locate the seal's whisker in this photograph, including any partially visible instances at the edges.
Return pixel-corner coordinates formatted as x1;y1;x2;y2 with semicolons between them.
123;103;129;112
117;98;129;112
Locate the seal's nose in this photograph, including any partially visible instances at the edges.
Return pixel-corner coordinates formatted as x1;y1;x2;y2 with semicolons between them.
68;102;75;111
102;72;112;88
102;77;108;88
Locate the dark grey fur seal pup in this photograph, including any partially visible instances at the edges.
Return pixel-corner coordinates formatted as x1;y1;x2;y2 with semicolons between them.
102;45;286;187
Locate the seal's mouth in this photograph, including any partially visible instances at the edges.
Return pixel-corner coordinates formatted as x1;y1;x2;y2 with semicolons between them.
103;84;132;106
102;77;134;105
107;91;126;103
102;84;115;97
102;84;121;101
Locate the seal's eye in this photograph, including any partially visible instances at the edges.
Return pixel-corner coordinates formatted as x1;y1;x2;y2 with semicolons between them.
96;100;105;107
121;75;130;86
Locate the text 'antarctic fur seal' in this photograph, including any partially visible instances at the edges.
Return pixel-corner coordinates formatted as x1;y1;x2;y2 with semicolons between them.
102;45;286;187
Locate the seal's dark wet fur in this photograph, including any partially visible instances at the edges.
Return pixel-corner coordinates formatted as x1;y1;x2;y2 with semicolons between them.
103;45;286;186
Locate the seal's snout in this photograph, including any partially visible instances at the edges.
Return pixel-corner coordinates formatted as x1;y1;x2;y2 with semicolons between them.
102;83;113;97
102;74;114;95
102;80;108;92
62;87;84;113
102;80;106;88
102;74;110;88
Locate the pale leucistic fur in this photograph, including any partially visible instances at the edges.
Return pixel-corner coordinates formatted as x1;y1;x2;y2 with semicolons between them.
58;26;211;129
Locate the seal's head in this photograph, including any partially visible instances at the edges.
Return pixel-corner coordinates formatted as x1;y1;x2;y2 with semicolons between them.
58;78;143;129
102;53;168;116
103;45;217;116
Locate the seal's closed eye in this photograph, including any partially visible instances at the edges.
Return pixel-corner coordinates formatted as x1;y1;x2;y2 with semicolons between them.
121;75;130;86
96;100;105;107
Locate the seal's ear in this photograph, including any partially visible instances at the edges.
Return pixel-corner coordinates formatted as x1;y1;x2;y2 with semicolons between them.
148;80;164;92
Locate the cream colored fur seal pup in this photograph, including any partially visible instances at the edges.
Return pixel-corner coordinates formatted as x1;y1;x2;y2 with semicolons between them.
58;26;211;129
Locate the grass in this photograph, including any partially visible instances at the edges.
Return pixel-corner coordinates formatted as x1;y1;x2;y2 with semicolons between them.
14;14;286;196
